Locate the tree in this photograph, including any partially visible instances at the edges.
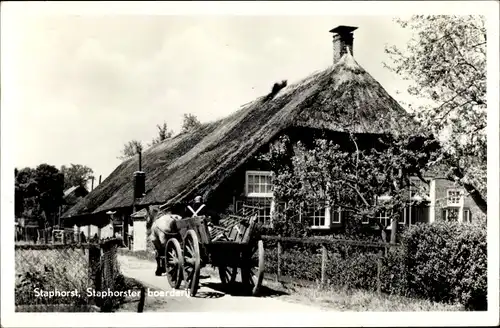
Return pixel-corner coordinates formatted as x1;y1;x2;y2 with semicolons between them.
60;164;94;190
263;133;438;242
15;165;64;227
384;15;487;214
149;121;173;146
15;167;37;218
181;113;202;133
34;164;65;227
118;140;143;160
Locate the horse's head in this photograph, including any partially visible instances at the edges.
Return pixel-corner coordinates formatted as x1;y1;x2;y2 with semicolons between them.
146;205;162;230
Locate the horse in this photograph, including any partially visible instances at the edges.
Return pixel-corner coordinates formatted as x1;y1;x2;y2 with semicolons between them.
146;205;183;276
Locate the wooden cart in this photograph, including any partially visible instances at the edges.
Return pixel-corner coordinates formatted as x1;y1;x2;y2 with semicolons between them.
162;215;265;297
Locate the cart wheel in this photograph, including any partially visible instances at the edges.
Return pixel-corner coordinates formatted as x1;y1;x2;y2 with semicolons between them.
165;238;184;289
218;265;238;286
242;239;265;296
183;229;201;297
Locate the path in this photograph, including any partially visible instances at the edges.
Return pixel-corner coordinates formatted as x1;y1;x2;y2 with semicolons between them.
117;254;324;312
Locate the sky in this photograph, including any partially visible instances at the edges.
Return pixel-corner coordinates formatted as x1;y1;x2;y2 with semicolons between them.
7;14;415;186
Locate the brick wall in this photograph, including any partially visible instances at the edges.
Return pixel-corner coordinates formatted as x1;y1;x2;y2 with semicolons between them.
432;178;483;222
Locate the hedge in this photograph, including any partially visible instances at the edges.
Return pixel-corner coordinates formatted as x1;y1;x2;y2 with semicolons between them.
400;221;487;310
263;221;487;310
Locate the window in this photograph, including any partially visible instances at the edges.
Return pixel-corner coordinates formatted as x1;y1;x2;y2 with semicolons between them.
443;208;460;221
378;210;391;228
236;197;273;226
447;189;461;206
400;208;408;225
114;225;123;236
463;209;472;223
331;207;342;224
246;171;273;197
305;202;327;228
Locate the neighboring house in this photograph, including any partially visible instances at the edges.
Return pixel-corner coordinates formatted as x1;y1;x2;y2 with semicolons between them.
429;177;481;224
61;185;89;224
62;25;483;238
63;185;90;207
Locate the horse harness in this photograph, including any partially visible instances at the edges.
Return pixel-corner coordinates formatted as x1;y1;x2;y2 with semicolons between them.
187;204;205;217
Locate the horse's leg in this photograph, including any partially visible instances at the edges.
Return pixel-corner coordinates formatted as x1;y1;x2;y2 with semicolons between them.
151;236;163;276
158;232;168;274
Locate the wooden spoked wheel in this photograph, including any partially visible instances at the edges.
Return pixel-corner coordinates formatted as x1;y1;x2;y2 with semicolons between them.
165;238;184;289
241;239;265;296
218;265;238;286
183;229;201;297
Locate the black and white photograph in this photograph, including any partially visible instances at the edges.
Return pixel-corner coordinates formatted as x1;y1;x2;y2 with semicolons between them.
1;1;499;327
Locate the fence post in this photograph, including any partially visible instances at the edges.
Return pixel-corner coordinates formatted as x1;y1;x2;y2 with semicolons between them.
321;244;327;288
138;287;146;312
377;249;383;294
277;236;282;282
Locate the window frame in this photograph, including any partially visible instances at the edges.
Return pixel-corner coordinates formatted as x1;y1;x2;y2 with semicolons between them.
245;171;273;198
236;197;274;227
375;195;405;227
443;207;460;222
377;210;391;228
306;202;330;229
446;189;462;206
463;208;472;223
331;206;342;224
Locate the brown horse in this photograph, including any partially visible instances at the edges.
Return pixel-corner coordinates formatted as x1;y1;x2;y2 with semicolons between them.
146;205;183;276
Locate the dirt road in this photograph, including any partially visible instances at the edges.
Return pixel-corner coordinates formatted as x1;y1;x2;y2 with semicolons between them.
117;254;324;312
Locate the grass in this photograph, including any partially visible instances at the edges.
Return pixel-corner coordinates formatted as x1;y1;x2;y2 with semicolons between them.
117;247;155;261
201;265;463;311
114;276;156;312
264;281;464;312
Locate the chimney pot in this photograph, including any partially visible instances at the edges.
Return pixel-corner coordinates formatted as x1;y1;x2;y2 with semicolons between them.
329;25;358;64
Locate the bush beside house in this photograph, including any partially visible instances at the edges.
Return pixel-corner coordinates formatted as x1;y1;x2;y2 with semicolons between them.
265;221;487;310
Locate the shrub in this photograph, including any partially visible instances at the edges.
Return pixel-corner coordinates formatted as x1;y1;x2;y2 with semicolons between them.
265;239;380;290
280;245;322;281
401;221;487;310
15;267;88;306
327;252;379;291
379;247;408;296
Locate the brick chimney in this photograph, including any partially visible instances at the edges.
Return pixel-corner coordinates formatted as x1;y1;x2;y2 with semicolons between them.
329;25;358;64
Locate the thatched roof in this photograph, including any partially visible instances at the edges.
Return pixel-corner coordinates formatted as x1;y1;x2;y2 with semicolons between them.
62;52;415;220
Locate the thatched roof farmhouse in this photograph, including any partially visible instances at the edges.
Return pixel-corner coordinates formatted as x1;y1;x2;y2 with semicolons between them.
62;26;479;234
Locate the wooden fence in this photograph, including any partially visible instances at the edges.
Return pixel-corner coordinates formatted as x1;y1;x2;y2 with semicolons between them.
261;235;401;293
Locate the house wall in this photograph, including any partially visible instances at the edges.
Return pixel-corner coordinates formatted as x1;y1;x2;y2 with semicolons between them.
207;128;408;233
431;178;483;222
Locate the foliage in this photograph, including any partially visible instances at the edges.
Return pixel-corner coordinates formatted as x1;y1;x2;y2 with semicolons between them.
269;212;309;238
15;266;86;306
15;164;64;227
118;140;143;160
60;164;94;190
181;113;202;133
385;15;487;214
400;221;487;310
264;221;486;310
328;252;379;291
35;164;65;225
149;121;173;146
262;134;438;241
265;241;380;291
379;247;409;296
